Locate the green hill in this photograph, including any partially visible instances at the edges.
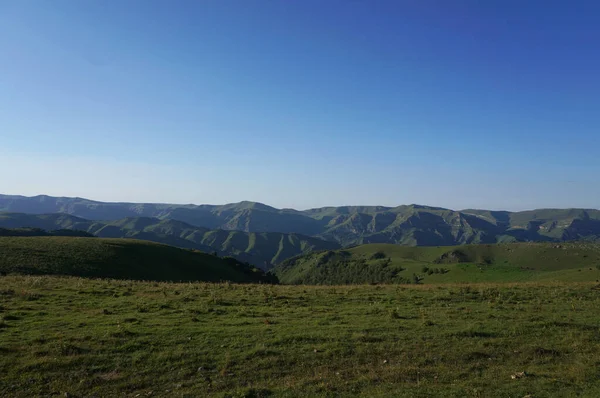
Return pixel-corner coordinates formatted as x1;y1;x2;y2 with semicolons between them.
0;227;94;237
0;213;339;269
0;236;275;283
2;194;600;246
273;242;600;284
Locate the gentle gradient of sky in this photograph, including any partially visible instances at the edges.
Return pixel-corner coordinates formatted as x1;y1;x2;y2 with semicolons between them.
1;0;599;210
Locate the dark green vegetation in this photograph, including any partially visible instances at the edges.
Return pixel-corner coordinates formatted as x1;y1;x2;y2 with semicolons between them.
2;194;600;246
0;237;274;283
274;242;600;285
0;227;94;237
0;213;340;269
1;276;600;397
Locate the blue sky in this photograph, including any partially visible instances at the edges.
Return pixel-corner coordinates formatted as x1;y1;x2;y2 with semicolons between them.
1;1;598;210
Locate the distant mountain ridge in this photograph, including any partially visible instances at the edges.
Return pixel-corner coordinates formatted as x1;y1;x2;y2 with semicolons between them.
0;212;340;269
1;194;599;248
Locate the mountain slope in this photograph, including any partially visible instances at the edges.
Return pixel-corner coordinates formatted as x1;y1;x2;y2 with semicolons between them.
0;213;340;269
0;236;275;283
273;242;600;285
1;194;599;246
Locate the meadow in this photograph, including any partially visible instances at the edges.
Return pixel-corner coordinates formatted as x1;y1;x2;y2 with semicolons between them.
2;276;600;397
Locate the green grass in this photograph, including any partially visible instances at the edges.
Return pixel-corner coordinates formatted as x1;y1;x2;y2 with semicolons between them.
1;276;600;397
0;237;273;283
274;242;600;284
0;227;93;237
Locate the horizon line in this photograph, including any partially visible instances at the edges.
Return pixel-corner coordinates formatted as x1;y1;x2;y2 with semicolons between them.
1;193;598;213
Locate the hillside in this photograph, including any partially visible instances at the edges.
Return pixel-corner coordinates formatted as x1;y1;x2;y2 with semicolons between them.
0;213;340;269
2;194;599;246
0;236;275;283
0;227;94;237
273;242;600;284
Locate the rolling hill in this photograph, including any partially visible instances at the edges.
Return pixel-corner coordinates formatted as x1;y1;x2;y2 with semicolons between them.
0;236;275;283
0;227;94;237
273;242;600;285
0;213;340;269
1;194;599;246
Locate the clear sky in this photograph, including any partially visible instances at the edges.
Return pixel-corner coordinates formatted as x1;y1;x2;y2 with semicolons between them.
1;1;599;210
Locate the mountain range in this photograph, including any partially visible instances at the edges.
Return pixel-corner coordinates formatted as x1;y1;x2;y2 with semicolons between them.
1;194;599;263
0;212;339;269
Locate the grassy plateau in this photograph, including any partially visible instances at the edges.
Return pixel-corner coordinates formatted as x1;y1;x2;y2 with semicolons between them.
1;236;600;396
2;276;600;397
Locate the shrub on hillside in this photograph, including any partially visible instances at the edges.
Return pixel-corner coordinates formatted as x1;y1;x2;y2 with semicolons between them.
370;251;386;260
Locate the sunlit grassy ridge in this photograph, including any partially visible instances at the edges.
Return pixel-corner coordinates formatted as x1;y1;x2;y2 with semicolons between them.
274;242;600;284
1;276;600;397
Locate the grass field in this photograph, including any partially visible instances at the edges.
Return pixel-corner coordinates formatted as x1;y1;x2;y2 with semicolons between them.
2;276;600;397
